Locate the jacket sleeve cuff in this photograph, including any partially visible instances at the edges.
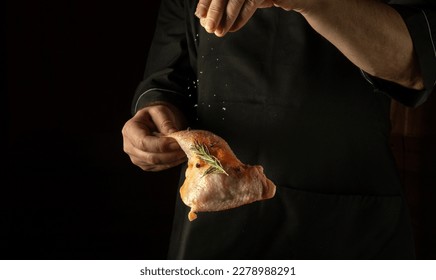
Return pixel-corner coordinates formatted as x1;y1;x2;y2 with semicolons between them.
361;5;436;108
131;87;195;120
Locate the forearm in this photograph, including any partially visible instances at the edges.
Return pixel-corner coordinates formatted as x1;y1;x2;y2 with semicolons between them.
297;0;424;90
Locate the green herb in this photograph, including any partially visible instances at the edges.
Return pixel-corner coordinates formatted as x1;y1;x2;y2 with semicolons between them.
191;141;229;177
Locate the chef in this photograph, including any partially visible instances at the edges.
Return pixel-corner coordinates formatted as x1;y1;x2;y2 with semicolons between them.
122;0;436;259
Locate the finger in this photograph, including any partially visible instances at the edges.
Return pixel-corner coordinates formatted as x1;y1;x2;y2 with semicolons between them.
131;107;158;132
228;0;259;33
139;158;187;172
271;0;294;11
196;0;213;18
215;0;245;37
130;152;187;171
204;0;228;33
200;17;207;28
133;150;186;167
134;135;181;154
123;120;181;154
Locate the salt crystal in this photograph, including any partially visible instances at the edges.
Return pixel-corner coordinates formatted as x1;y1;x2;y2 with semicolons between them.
222;107;226;111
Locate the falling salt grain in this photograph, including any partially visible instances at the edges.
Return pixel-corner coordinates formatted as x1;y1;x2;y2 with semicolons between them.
222;107;226;111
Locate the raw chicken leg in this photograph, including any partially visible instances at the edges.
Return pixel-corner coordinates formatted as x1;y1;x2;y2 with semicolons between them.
167;129;276;221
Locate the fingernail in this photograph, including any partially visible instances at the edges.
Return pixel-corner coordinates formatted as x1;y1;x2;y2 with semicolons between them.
200;17;206;28
205;19;215;33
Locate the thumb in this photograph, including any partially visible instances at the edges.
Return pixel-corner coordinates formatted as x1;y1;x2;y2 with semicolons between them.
149;105;179;135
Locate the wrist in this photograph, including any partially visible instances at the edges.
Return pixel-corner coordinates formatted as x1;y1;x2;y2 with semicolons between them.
272;0;329;15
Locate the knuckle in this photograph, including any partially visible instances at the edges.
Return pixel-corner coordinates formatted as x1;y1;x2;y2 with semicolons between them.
157;140;169;153
224;13;234;24
121;121;131;136
122;143;129;154
137;138;148;151
144;153;161;166
208;5;223;16
150;139;165;153
159;119;174;131
245;0;257;9
131;158;147;170
197;2;210;10
123;141;136;155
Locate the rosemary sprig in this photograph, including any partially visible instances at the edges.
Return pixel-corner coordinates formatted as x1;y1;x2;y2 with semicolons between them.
190;141;229;177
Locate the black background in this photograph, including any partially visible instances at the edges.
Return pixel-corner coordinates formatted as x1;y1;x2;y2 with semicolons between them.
3;1;436;260
4;0;181;259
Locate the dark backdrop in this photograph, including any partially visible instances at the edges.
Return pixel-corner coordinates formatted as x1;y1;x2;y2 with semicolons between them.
4;0;181;259
3;1;435;260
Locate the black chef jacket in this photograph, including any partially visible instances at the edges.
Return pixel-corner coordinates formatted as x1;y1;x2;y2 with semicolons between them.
132;0;436;259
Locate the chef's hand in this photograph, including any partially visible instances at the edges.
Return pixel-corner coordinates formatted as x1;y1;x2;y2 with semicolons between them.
122;103;187;171
195;0;274;36
196;0;314;37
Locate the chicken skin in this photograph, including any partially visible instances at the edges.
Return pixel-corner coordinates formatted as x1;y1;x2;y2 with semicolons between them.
167;129;276;221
